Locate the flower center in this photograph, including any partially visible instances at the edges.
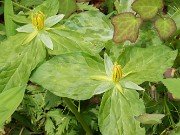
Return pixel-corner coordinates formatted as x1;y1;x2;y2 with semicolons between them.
112;62;123;83
32;11;45;30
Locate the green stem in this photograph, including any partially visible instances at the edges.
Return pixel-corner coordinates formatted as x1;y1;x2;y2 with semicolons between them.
105;0;115;13
163;96;176;128
4;0;16;37
63;98;93;135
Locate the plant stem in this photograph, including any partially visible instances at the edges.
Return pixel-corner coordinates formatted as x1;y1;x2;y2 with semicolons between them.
63;97;93;135
163;96;176;128
105;0;115;13
4;0;16;37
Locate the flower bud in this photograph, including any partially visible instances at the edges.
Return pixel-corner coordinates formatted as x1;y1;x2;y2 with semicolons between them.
32;11;45;30
112;62;123;82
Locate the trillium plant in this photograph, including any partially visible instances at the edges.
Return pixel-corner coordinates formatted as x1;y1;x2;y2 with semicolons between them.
16;11;65;50
0;0;179;135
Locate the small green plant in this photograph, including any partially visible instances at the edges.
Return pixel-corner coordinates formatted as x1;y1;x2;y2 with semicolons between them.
0;0;179;134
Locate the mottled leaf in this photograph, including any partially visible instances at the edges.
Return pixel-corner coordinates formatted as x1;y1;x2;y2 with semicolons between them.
154;17;177;39
132;0;163;20
31;52;113;100
112;12;142;43
48;30;98;55
64;11;113;42
99;88;145;135
118;45;177;84
162;78;180;99
0;33;46;92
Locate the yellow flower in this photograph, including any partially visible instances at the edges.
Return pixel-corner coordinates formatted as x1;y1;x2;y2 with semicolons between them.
112;62;123;83
32;11;45;30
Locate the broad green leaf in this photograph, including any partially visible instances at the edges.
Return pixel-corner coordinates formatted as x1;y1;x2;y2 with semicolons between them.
31;52;113;100
58;0;77;17
118;45;177;84
0;33;46;92
0;86;25;127
135;113;165;124
48;30;99;55
154;17;177;39
34;0;59;17
112;12;142;43
99;88;145;135
38;32;53;50
64;11;113;42
162;78;180;99
45;14;65;28
132;0;163;20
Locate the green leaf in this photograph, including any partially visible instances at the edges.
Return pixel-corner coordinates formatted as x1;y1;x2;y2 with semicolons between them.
45;91;61;110
12;14;31;24
162;78;180;99
58;0;77;17
0;33;46;92
171;122;180;135
46;110;71;134
112;12;142;43
4;0;16;37
154;17;177;39
132;0;163;20
38;32;53;50
135;113;165;124
104;53;113;77
45;117;55;135
48;30;99;55
114;0;134;13
45;14;65;28
20;0;44;7
34;0;59;17
98;88;145;135
77;2;99;11
0;86;25;127
172;9;180;30
31;52;113;100
118;45;177;84
16;24;34;33
64;11;113;42
121;81;144;91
